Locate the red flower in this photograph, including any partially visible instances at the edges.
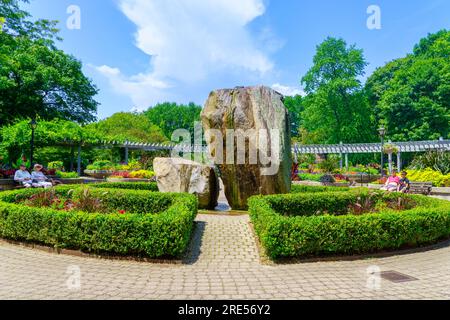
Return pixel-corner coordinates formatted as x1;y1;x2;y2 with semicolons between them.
118;210;126;215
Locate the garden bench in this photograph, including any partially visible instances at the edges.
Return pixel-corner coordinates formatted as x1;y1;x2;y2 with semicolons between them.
407;182;433;195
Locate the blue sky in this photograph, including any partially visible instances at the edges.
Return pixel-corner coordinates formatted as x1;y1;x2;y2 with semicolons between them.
24;0;450;120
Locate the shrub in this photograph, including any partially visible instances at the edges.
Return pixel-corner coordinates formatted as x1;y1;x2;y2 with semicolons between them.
406;169;450;187
249;190;450;259
129;170;155;179
409;151;450;175
92;182;159;192
0;186;197;258
56;171;79;179
291;185;351;194
48;161;64;171
298;173;324;182
86;160;115;171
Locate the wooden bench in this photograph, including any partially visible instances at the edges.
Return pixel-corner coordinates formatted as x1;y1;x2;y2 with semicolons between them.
407;182;433;195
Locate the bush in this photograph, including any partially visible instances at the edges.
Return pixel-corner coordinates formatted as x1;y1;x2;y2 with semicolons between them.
409;151;450;175
406;169;450;187
298;173;324;182
291;185;350;194
86;160;115;171
129;170;155;179
48;161;64;171
92;182;159;192
0;186;197;258
249;190;450;259
56;171;79;179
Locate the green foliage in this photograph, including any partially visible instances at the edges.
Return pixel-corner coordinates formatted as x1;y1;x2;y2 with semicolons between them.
298;173;323;182
409;151;450;175
283;95;303;138
0;34;98;124
85;112;168;143
405;169;450;187
291;185;350;193
55;171;78;179
48;161;64;170
366;30;450;141
0;186;198;258
86;160;114;171
145;102;202;139
300;37;375;144
317;155;339;173
249;190;450;259
92;182;159;192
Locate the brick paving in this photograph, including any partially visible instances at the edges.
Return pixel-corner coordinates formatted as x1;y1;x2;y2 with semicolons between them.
0;213;449;300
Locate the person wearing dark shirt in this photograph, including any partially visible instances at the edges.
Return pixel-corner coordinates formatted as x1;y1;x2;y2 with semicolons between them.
398;171;411;193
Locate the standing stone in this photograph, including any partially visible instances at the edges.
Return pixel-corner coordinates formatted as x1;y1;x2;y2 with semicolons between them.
154;158;219;210
201;86;292;210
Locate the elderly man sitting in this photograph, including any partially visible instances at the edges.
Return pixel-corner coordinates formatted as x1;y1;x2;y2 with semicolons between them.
31;164;53;188
14;164;33;188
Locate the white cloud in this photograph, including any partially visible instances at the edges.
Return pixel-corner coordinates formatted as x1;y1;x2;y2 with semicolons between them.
271;83;304;97
96;0;276;110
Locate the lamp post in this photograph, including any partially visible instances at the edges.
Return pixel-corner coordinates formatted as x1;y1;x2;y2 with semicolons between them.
29;119;37;167
378;126;386;177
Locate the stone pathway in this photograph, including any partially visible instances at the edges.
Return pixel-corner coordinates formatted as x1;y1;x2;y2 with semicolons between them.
1;213;449;300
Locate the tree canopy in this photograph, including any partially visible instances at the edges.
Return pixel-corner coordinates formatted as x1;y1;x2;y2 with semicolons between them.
366;29;450;141
86;112;168;143
283;95;303;139
144;102;202;139
300;37;375;144
0;0;98;125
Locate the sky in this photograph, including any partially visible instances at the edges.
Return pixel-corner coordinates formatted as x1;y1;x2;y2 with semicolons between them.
23;0;450;120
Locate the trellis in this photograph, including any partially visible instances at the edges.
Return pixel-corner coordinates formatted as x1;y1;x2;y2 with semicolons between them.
52;138;449;175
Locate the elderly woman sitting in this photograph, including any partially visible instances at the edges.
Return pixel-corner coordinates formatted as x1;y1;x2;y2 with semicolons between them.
380;170;400;192
31;164;53;188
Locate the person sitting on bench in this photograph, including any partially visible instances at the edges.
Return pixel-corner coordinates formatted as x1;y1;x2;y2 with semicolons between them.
398;171;411;193
14;164;32;188
380;170;400;192
31;164;53;188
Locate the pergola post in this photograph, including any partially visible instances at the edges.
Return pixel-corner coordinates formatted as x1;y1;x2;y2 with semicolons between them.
345;153;349;171
339;142;343;170
77;144;82;176
124;140;129;164
69;145;75;172
397;151;402;172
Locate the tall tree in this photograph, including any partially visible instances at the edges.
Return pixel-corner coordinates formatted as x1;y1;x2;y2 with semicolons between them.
86;112;167;143
0;0;98;124
300;37;375;144
366;30;450;141
283;95;303;139
145;102;202;139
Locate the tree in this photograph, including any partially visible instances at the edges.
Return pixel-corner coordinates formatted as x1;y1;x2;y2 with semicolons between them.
144;102;202;139
0;0;98;124
300;37;375;144
283;95;303;139
87;112;168;143
366;30;450;141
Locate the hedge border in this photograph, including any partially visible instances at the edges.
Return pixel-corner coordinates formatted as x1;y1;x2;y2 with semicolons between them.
0;186;197;258
249;190;450;259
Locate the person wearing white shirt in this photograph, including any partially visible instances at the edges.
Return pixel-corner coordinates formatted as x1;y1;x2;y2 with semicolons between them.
14;164;32;188
31;164;53;188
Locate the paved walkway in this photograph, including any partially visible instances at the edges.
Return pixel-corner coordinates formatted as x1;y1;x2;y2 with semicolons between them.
1;213;449;300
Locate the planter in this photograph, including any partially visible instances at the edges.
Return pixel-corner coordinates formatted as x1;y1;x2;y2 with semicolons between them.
83;170;114;179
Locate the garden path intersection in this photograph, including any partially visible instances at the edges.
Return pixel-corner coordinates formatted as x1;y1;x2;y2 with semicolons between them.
0;213;449;300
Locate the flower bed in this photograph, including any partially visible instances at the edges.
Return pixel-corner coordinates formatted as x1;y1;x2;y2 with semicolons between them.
249;190;450;259
0;186;197;258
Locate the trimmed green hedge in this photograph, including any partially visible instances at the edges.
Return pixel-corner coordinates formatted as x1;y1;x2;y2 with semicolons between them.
291;184;350;194
0;186;197;258
249;190;450;259
92;182;159;192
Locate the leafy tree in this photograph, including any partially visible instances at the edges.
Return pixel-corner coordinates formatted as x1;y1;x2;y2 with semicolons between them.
0;0;98;124
366;30;450;141
86;112;168;143
283;95;303;138
300;37;375;144
145;102;202;139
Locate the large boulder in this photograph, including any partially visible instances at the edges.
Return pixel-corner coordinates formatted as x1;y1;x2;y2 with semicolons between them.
201;86;292;210
153;158;219;210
